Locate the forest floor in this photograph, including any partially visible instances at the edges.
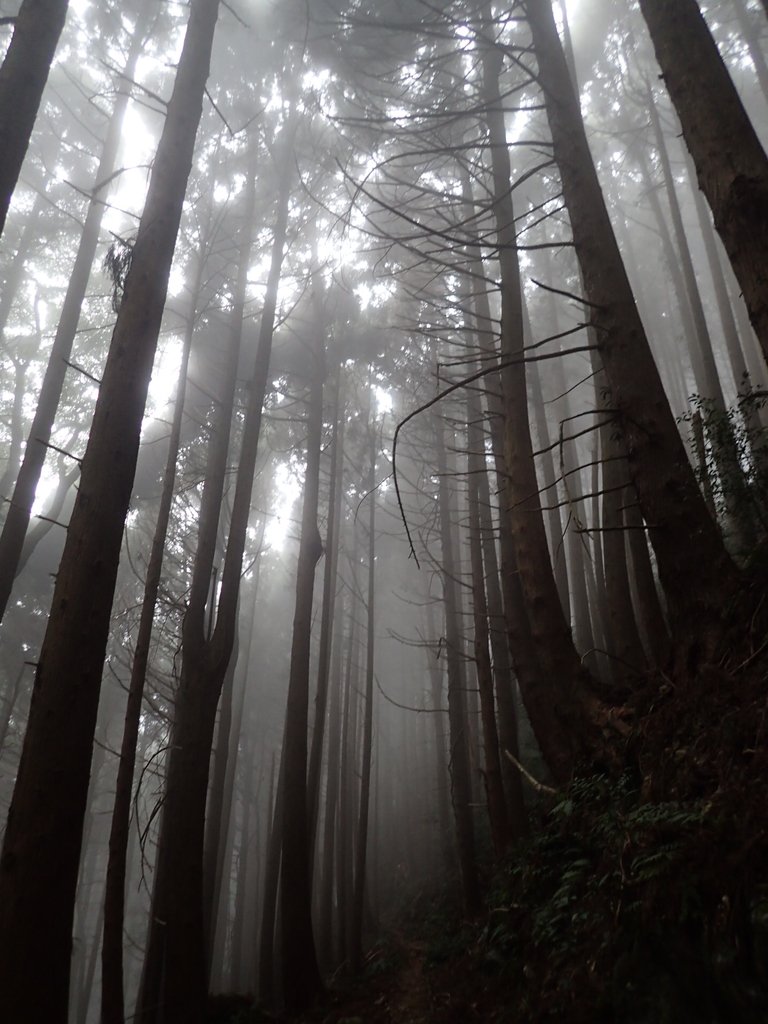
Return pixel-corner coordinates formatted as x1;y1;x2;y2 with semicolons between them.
208;896;516;1024
269;925;514;1024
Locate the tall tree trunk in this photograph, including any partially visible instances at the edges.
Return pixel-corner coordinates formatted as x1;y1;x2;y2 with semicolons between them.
307;363;345;854
350;421;377;973
637;0;768;369
481;29;604;777
0;4;151;624
647;91;754;543
317;615;345;964
686;145;765;444
424;599;454;871
101;252;200;1024
436;417;481;915
230;735;258;992
0;0;69;238
466;405;510;855
335;577;360;967
647;90;731;404
140;120;295;1023
279;288;325;1011
257;745;284;1007
526;0;740;639
0;5;219;1019
461;171;529;818
203;631;239;963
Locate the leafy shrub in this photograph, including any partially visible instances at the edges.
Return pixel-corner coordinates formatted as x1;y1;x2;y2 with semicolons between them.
478;773;768;1022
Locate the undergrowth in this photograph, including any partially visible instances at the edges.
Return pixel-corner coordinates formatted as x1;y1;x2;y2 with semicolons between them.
471;773;768;1023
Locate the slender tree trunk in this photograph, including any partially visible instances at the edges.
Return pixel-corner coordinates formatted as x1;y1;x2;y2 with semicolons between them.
307;363;345;854
424;599;454;871
624;498;671;666
0;5;219;1019
279;287;325;1012
436;417;481;914
637;0;768;369
203;630;238;954
0;0;69;238
0;355;29;508
207;568;264;982
526;0;740;639
141;122;294;1023
466;411;510;855
648;90;731;404
335;581;359;967
647;91;754;543
686;145;765;443
230;735;257;992
601;424;648;680
461;173;529;818
317;615;345;964
350;422;377;973
257;746;284;1007
0;6;151;623
481;30;604;777
101;238;201;1024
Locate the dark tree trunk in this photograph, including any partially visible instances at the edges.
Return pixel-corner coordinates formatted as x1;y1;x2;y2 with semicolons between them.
0;5;219;1019
140;123;294;1023
637;0;768;370
526;0;741;638
0;0;69;238
424;599;454;871
481;30;605;778
0;4;151;624
203;633;238;961
336;581;360;966
349;422;377;973
101;252;200;1024
436;418;481;915
307;364;345;855
257;746;285;1007
317;616;345;964
466;408;511;855
279;287;325;1012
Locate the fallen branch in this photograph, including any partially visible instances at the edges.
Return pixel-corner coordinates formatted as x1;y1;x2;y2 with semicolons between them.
504;749;558;795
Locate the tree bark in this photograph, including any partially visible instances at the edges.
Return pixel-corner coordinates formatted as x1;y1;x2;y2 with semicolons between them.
0;4;151;624
481;29;604;777
140;120;294;1023
466;403;511;855
101;248;201;1024
317;614;345;965
0;4;219;1019
307;363;345;855
350;419;377;972
279;283;326;1012
435;417;481;915
0;0;69;238
637;0;768;370
526;0;740;638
